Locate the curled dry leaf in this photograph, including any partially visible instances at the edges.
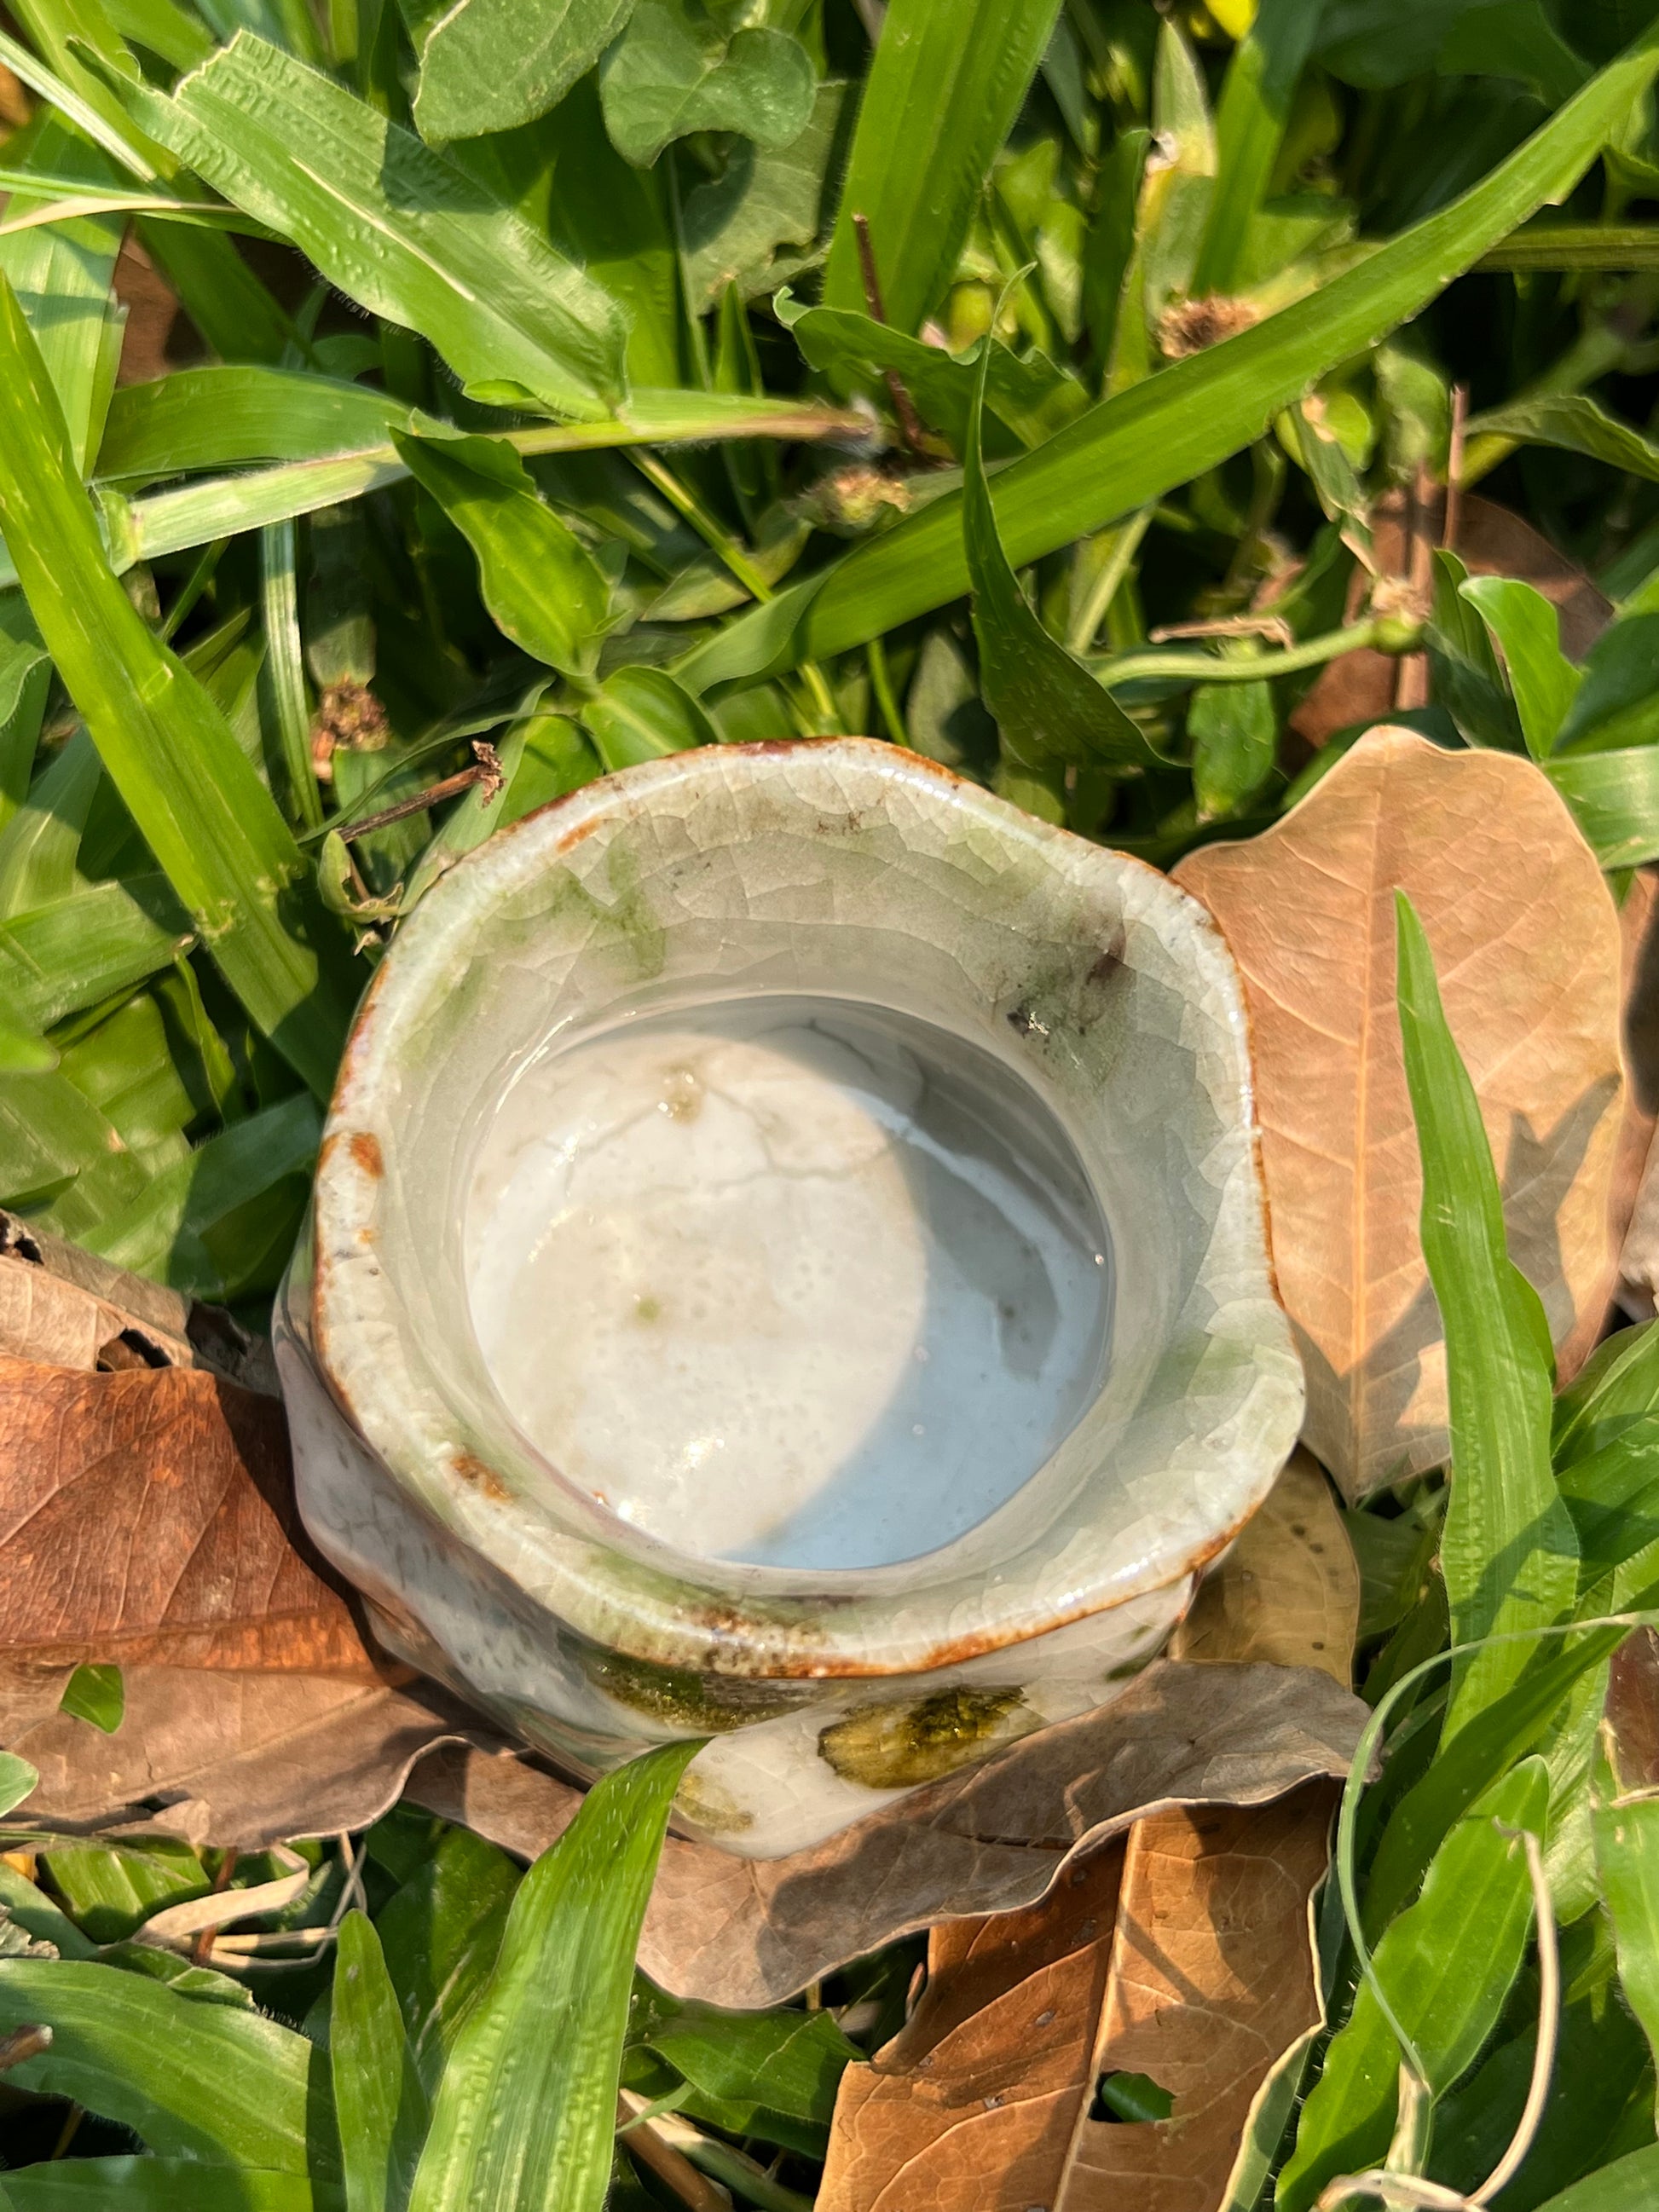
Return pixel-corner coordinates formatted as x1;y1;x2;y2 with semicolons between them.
1176;727;1623;1498
1171;1448;1358;1684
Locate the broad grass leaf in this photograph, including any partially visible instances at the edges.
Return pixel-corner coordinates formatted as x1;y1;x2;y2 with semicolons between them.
407;1739;699;2212
0;2162;332;2209
0;731;102;919
1531;2143;1659;2212
580;666;715;770
598;0;814;169
375;1828;522;2099
77;1090;321;1299
0;878;191;1034
641;2004;856;2134
332;1910;429;2212
681;34;1659;689
1465;390;1659;489
1275;1758;1548;2212
0;1955;338;2173
0;119;124;477
0;637;49;835
0;269;359;1100
115;34;630;420
0;1750;35;1816
1395;892;1579;1736
392;430;609;678
1194;0;1326;297
410;0;633;145
539;73;678;388
1174;730;1623;1499
963;341;1154;776
1188;677;1276;821
59;1660;122;1733
1547;744;1659;869
1460;574;1582;758
819;0;1062;340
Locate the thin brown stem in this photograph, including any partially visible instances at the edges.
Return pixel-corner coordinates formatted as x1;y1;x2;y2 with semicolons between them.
1443;384;1469;554
617;2094;731;2212
852;210;931;459
335;742;503;845
194;1847;239;1966
0;2026;51;2071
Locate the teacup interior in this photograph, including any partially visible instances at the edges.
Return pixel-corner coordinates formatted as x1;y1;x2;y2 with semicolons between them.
463;993;1113;1570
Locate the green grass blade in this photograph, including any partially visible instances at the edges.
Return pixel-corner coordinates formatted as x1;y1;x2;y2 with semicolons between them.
1464;390;1659;481
262;519;324;834
1546;746;1659;869
1459;575;1582;759
0;1957;338;2174
97;367;408;480
392;430;610;677
0;638;50;836
78;1089;320;1297
681;28;1659;689
59;1660;124;1733
1532;2142;1659;2210
408;1740;698;2212
114;33;630;419
1276;1759;1548;2212
0;729;101;918
820;0;1062;338
332;1910;430;2212
963;333;1153;777
1;2163;335;2211
0;24;156;182
1395;892;1578;1740
581;665;714;769
1192;0;1322;299
0;269;359;1099
0;877;191;1031
0;121;125;479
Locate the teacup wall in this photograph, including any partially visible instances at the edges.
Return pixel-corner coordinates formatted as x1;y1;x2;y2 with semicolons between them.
276;738;1303;1858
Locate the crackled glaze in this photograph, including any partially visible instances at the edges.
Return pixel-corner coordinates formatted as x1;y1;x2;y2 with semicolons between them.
277;739;1303;1857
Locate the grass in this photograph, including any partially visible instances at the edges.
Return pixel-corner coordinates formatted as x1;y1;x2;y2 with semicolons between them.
8;0;1659;2206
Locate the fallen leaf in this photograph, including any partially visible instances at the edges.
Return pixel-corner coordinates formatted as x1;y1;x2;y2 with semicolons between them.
9;1666;487;1850
1055;1788;1335;2212
817;1842;1127;2212
1176;726;1623;1497
0;1205;275;1391
0;1356;375;1676
1171;1449;1358;1684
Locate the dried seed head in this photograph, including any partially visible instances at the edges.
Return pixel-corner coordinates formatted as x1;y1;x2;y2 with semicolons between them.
1158;295;1262;359
310;679;390;781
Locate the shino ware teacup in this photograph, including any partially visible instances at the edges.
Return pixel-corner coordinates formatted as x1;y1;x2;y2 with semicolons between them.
275;736;1304;1858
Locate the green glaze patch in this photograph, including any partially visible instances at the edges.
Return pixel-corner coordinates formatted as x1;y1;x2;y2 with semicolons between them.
588;1647;819;1734
818;1686;1036;1789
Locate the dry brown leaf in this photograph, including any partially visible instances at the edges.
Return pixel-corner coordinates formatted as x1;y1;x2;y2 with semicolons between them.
9;1666;487;1850
818;1843;1127;2212
1176;726;1623;1498
1055;1787;1336;2212
0;1356;376;1675
1171;1449;1357;1683
0;1207;276;1390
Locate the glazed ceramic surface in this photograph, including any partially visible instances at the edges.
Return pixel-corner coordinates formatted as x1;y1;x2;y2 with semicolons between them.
277;738;1304;1857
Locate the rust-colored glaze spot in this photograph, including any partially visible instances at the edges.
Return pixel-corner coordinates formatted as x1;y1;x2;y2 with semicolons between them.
350;1131;384;1180
452;1451;511;1504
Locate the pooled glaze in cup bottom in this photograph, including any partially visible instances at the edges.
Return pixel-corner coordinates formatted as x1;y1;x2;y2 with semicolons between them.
465;996;1113;1570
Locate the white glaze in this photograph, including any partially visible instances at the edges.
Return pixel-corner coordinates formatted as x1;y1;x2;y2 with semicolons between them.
465;998;1111;1569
